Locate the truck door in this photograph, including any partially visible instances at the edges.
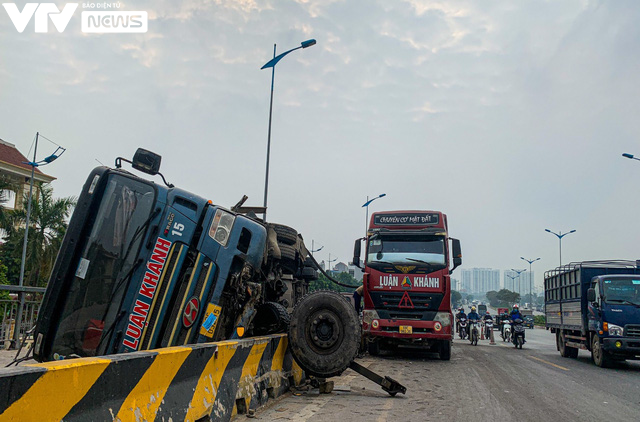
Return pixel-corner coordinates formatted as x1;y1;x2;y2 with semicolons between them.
587;279;601;332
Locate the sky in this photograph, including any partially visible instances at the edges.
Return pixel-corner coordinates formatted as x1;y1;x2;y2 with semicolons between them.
2;0;640;292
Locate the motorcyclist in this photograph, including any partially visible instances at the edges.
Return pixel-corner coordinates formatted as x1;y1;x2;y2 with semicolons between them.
455;307;466;334
467;306;481;337
509;304;525;342
482;311;493;338
500;312;509;338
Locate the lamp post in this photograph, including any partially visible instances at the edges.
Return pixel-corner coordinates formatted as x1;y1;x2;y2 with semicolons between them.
260;39;316;222
311;240;323;257
362;193;386;235
13;132;65;348
520;257;540;308
545;229;576;267
506;274;518;302
510;268;527;304
622;153;640;162
327;254;337;273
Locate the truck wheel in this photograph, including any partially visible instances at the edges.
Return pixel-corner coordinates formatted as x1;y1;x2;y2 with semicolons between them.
252;302;290;336
591;335;612;368
558;332;579;358
270;224;298;245
439;340;451;360
278;243;297;273
289;290;361;378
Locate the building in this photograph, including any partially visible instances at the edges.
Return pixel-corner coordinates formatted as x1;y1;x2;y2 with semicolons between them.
460;268;500;295
0;138;55;211
348;263;364;281
451;278;459;291
504;270;534;298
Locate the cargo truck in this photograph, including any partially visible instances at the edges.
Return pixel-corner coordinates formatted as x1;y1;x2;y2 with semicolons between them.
352;210;462;360
544;261;640;367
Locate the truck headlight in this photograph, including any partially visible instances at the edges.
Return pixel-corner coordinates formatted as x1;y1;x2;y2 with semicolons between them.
608;323;624;337
363;310;379;325
434;312;451;327
209;209;236;247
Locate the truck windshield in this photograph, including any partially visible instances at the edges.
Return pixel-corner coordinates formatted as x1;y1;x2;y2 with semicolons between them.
367;235;446;269
602;278;640;306
50;174;155;358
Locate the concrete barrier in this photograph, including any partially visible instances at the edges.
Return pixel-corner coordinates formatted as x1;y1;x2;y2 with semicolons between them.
0;334;303;422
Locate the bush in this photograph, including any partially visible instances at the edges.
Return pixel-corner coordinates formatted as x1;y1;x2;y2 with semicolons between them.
534;315;546;326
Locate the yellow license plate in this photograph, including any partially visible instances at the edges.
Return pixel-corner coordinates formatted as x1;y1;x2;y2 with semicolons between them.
399;325;413;334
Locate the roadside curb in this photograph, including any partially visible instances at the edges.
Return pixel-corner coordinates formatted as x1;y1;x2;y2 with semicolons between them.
0;334;303;421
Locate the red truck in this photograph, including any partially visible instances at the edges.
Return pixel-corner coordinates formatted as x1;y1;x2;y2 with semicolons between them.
353;210;462;359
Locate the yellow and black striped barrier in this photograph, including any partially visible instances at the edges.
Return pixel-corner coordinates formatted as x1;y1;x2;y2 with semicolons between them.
0;334;303;422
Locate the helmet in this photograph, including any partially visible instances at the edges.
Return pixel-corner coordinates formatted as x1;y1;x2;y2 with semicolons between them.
471;306;476;311
486;311;490;314
513;304;519;309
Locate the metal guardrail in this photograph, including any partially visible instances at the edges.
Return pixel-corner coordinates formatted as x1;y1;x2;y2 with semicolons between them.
0;299;41;350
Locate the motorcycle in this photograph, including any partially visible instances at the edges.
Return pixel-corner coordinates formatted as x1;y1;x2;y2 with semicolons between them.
483;318;493;340
502;321;511;343
458;317;468;340
512;319;525;349
469;320;479;346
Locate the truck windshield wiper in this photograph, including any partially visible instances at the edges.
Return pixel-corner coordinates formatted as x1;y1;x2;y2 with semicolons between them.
94;310;127;355
369;260;396;267
607;299;640;308
406;258;434;268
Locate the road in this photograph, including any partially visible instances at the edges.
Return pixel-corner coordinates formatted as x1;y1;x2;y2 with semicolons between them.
250;328;640;422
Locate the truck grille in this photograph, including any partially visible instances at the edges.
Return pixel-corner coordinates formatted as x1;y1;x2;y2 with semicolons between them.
625;324;640;338
369;291;442;320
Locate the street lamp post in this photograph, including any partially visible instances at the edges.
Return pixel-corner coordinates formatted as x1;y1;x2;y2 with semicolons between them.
510;268;527;304
520;257;540;308
311;240;323;257
545;229;576;267
362;193;386;235
327;254;337;273
260;39;316;222
13;132;65;348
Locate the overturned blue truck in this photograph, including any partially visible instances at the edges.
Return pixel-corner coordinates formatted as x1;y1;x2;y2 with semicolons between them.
32;149;405;395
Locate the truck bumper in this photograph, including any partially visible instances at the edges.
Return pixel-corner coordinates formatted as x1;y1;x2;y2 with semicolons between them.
363;319;452;341
602;337;640;355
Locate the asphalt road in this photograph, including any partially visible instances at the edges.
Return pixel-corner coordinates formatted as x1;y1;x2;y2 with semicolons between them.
250;328;640;422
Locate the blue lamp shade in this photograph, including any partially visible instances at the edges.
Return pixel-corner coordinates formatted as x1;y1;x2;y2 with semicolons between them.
622;153;634;159
301;39;316;48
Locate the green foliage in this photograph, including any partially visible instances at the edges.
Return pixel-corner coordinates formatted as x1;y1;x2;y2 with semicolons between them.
486;289;521;307
309;272;360;293
451;290;462;306
534;315;546;326
466;294;474;302
0;182;76;287
0;263;9;300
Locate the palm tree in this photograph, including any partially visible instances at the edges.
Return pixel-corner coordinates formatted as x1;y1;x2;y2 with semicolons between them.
0;182;76;286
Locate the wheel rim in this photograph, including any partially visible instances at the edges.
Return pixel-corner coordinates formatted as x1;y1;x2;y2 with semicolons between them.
308;311;342;353
593;337;601;363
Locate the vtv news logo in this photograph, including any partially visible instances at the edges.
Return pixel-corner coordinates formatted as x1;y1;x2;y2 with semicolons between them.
2;3;148;33
3;3;78;32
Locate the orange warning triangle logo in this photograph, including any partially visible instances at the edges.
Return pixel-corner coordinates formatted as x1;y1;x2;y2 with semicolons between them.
398;291;414;309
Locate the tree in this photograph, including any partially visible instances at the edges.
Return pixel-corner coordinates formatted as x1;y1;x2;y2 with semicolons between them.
451;290;462;307
0;182;75;287
486;290;499;307
309;271;359;293
496;289;520;306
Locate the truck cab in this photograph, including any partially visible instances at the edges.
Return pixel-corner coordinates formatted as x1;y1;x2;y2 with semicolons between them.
34;150;313;361
353;210;461;360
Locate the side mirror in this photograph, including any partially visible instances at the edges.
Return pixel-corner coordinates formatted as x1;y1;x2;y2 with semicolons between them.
451;238;462;272
587;288;596;303
132;148;161;175
353;238;362;268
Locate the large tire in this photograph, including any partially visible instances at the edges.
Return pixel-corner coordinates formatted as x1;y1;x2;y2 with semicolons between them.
439;340;451;360
278;243;297;273
591;335;612;368
289;290;361;378
271;224;298;245
558;331;579;358
252;302;290;336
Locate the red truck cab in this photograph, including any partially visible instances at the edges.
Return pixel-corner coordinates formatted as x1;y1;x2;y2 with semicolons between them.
353;211;462;359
